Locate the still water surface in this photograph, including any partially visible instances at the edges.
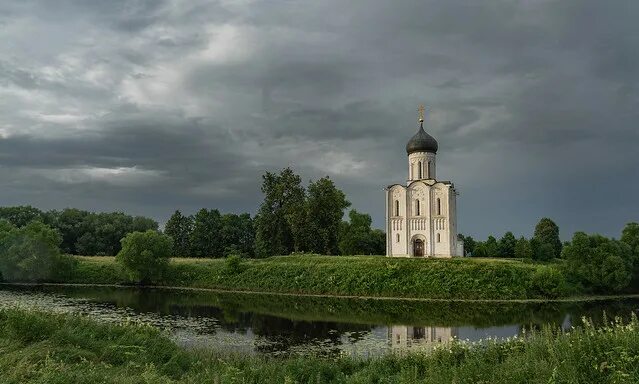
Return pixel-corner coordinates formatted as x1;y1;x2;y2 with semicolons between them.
0;285;637;357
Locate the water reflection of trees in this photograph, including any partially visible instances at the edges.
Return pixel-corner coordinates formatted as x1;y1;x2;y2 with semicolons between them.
6;285;639;355
249;316;372;356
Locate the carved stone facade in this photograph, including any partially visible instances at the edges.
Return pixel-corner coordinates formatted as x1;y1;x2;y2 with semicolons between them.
385;117;461;257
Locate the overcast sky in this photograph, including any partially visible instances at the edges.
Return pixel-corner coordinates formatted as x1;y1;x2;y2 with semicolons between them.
1;0;637;240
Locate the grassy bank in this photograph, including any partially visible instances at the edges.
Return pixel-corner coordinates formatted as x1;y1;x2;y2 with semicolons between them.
66;255;571;300
1;308;638;383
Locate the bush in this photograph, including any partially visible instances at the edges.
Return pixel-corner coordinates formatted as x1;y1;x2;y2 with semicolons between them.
0;220;76;282
534;243;555;262
530;267;571;298
224;254;244;274
562;232;634;293
115;230;173;284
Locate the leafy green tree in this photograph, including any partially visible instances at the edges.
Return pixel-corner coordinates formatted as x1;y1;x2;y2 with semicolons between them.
562;232;634;293
535;243;556;262
164;210;193;257
116;230;172;284
498;232;517;258
0;221;76;282
533;218;562;259
73;212;158;256
472;241;487;257
305;177;350;255
370;229;386;255
620;222;639;287
339;210;377;255
190;209;222;257
457;234;475;256
254;168;306;257
621;222;639;255
485;236;499;258
514;237;533;259
0;206;44;227
220;213;255;257
45;208;90;254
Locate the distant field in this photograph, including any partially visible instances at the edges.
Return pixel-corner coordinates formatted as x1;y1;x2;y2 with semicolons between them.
66;254;570;300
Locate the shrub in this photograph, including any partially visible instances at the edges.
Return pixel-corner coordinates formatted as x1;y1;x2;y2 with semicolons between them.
115;230;173;284
530;267;570;298
224;254;244;274
0;220;76;282
562;232;634;293
514;237;533;260
534;243;555;262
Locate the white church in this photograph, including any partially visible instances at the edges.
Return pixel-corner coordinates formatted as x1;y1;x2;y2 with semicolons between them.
385;107;462;257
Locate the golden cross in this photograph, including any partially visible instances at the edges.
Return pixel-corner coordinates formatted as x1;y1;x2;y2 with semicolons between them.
418;104;426;122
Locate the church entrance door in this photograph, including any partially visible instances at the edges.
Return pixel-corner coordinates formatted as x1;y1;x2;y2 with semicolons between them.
414;239;424;257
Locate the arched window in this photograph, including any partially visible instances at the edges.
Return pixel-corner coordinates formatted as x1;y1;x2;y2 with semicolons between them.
418;161;422;179
416;200;420;216
437;198;441;215
427;161;431;178
395;200;400;216
437;233;441;243
396;234;400;243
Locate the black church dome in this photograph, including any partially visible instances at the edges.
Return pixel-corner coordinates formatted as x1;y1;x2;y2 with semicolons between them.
406;124;438;154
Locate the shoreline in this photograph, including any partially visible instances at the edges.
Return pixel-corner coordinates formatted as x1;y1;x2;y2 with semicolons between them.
3;281;638;304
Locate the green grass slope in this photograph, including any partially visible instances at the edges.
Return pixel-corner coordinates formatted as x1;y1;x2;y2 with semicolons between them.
66;255;572;300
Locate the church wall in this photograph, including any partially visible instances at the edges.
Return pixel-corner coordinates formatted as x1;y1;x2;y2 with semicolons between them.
432;186;453;257
389;186;408;256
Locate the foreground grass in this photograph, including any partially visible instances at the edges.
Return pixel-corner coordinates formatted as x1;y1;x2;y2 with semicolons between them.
67;255;571;300
0;308;638;383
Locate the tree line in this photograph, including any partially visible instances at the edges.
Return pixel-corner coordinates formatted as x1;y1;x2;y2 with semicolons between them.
458;218;563;261
253;168;384;257
0;167;385;258
166;168;385;258
459;218;639;294
0;206;157;256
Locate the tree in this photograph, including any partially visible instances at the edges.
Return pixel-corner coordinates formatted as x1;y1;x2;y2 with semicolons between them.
562;232;634;293
621;222;639;255
45;208;90;254
370;229;386;255
498;232;517;258
533;218;562;259
254;168;306;257
0;221;76;282
220;213;255;257
116;230;172;284
535;243;555;262
190;209;222;257
457;234;475;256
472;242;488;257
485;236;499;258
0;206;44;227
514;237;533;259
339;210;376;255
43;209;159;256
164;210;193;257
620;222;639;287
305;177;350;255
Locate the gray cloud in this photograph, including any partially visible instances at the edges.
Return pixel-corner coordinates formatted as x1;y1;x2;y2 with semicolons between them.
0;0;638;240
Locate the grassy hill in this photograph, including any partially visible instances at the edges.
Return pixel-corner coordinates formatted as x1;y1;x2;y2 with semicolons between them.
66;255;572;300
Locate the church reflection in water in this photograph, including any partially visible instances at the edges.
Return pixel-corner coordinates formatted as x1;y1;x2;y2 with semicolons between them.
389;325;458;352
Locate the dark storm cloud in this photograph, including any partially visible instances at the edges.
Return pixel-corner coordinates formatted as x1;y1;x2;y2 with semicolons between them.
0;0;637;238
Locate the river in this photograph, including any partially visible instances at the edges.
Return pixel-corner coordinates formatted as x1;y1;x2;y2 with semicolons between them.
1;285;637;358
